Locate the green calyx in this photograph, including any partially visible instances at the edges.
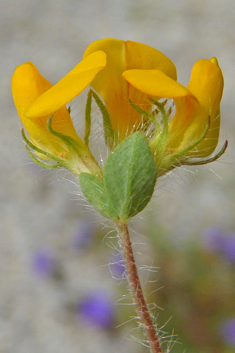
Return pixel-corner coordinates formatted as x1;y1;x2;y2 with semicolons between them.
129;100;228;177
80;132;157;221
22;115;101;177
84;89;118;149
22;128;69;169
156;117;228;176
130;100;169;167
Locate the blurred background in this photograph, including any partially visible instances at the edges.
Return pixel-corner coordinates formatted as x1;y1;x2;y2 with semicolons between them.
1;0;235;352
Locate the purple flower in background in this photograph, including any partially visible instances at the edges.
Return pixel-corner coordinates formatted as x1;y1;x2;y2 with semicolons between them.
71;219;94;251
220;318;235;347
31;250;59;278
203;228;235;262
222;233;235;262
109;253;126;279
77;290;115;329
203;228;224;252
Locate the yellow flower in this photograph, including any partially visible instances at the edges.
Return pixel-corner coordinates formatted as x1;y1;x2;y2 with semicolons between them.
12;51;106;175
84;39;225;175
12;38;225;178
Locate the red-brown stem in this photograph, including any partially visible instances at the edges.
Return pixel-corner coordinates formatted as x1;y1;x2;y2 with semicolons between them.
116;222;163;353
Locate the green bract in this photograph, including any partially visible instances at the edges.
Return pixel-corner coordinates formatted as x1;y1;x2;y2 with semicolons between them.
80;132;157;221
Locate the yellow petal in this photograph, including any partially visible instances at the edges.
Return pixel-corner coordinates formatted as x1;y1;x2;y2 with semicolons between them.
83;39;127;97
12;62;52;120
123;59;224;157
26;51;107;118
125;41;177;80
83;39;177;139
12;62;85;156
181;59;224;156
122;69;193;99
187;59;223;120
123;69;200;148
210;57;219;66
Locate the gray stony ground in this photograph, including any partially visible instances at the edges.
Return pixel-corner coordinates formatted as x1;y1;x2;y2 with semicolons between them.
1;1;235;352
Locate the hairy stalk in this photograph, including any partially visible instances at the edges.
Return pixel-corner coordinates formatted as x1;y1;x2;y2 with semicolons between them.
116;222;163;353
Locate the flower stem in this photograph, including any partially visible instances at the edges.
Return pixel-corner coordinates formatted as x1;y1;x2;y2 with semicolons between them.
116;222;163;353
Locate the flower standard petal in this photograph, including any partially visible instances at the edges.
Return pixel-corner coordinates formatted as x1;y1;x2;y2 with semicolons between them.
84;39;132;139
125;41;177;80
26;51;107;118
83;39;177;140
